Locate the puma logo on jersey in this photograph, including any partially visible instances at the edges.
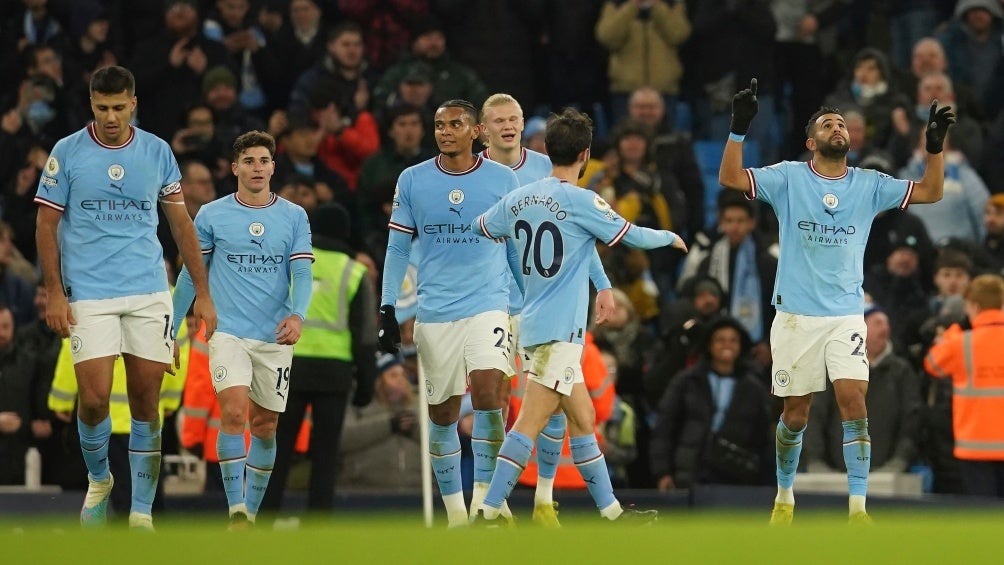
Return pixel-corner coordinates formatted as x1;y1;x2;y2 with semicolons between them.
449;206;463;218
250;239;263;249
110;182;124;193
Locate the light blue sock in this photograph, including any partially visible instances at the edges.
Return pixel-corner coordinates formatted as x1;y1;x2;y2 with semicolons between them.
429;421;462;496
78;415;111;481
842;418;871;497
245;435;276;517
776;418;804;489
217;432;246;510
472;409;505;484
536;414;566;480
570;434;616;511
484;431;533;510
128;418;161;515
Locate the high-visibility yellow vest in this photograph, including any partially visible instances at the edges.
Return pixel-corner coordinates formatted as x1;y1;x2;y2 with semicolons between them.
47;319;190;433
295;248;366;360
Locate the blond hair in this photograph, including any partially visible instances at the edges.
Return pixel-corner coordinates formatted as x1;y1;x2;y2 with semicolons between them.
480;93;522;123
965;274;1004;310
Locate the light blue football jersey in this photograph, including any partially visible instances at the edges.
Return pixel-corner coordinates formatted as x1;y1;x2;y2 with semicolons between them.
386;154;520;323
196;193;314;342
746;160;914;316
482;147;553;315
34;124;180;301
476;178;676;347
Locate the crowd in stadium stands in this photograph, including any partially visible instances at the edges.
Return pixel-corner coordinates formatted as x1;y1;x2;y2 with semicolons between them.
2;0;1004;512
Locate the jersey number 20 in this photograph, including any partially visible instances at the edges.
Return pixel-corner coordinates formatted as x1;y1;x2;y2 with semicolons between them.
515;220;563;278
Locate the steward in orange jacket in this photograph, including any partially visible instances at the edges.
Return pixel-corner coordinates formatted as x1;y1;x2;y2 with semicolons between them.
512;332;616;489
925;274;1004;497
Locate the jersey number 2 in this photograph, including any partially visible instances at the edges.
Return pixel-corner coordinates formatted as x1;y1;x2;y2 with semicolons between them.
515;220;564;278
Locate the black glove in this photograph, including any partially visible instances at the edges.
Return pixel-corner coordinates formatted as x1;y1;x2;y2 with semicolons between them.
925;100;957;154
377;305;401;354
730;78;759;135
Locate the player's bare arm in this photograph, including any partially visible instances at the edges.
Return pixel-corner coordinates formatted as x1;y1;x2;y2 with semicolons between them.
35;205;75;337
719;78;758;193
162;192;217;338
908;101;956;204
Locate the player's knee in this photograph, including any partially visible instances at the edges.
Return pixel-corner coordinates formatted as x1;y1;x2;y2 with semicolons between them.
77;400;109;422
250;418;277;440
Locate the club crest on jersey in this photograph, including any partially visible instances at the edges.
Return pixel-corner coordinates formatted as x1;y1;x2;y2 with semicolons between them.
392;185;400;208
774;370;790;388
213;367;228;383
107;164;125;181
425;379;435;398
249;222;265;237
822;193;839;209
448;189;464;205
563;367;575;384
45;156;59;176
70;336;82;354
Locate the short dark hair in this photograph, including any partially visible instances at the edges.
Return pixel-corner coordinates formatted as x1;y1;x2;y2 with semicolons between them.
544;108;593;166
384;103;424;132
805;106;843;138
936;249;973;275
232;130;276;161
328;21;362;42
717;189;755;217
90;65;135;97
437;99;478;124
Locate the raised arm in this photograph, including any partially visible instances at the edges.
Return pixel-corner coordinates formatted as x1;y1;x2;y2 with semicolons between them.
908;102;956;204
719;78;758;193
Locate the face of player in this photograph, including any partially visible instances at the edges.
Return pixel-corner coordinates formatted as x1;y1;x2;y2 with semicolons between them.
232;146;275;194
90;90;136;145
389;113;423;153
808;114;849;160
482;102;524;151
433;106;478;157
329;31;364;68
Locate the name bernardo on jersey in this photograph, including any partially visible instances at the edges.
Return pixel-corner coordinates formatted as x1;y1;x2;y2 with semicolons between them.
510;193;568;220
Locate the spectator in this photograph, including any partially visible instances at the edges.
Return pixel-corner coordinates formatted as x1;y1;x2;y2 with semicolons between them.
358;104;435;234
679;192;776;371
265;0;328;110
646;276;726;404
273;113;353;211
310;79;380;191
925;274;1004;497
158;160;219;269
864;237;930;354
64;1;116;108
202;0;281;118
650;316;772;490
888;71;983;170
595;0;691;126
373;16;488;110
288;21;375;118
130;0;231;141
824;47;910;149
337;0;429;72
597;347;638;487
336;353;421;491
937;0;1003;107
804;306;920;473
626;86;705;232
169;104;227;175
0;223;36;327
0;305;47;485
2;144;47;265
984;194;1004;272
898;131;990;245
522;116;547;155
201;65;266;160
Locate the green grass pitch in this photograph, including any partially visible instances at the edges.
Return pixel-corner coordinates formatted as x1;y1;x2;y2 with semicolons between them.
3;509;1003;564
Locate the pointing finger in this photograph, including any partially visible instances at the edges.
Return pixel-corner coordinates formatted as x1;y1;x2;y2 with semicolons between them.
750;78;757;96
929;100;938;122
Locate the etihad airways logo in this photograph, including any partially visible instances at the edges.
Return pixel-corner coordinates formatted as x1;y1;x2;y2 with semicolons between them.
797;220;856;246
